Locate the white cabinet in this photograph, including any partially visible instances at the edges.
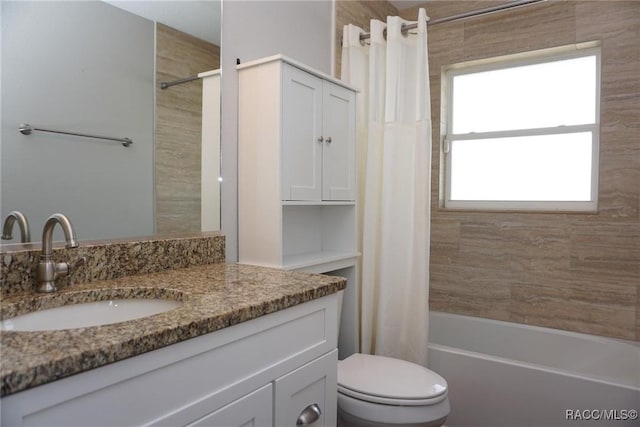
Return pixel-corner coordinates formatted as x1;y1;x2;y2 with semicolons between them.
238;55;358;271
238;55;359;360
1;294;340;427
281;65;355;201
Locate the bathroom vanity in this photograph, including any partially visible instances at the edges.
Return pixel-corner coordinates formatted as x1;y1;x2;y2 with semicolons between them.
0;235;345;426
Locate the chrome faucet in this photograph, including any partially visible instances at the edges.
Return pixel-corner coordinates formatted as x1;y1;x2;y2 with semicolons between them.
37;213;85;293
2;211;31;243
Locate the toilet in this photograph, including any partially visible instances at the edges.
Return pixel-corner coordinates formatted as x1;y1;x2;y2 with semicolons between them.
337;353;450;427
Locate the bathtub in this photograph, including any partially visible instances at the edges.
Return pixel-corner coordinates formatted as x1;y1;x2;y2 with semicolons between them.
427;311;640;427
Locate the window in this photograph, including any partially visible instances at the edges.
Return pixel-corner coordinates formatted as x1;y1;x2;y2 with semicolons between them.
443;44;600;211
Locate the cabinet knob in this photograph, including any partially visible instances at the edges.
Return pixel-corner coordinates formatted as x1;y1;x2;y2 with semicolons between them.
325;137;332;143
317;136;324;143
296;403;321;425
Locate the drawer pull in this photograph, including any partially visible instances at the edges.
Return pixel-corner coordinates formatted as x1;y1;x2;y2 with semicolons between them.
296;403;321;425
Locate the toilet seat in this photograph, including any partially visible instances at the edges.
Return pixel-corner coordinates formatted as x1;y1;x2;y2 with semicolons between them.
337;353;448;406
337;385;447;406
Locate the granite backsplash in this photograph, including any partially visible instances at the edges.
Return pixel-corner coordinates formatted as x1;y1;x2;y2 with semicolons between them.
0;233;225;296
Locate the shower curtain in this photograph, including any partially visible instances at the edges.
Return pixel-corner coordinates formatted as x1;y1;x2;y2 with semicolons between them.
341;8;431;366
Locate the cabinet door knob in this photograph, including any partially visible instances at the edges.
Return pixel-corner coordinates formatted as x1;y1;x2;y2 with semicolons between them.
317;136;324;143
325;137;332;143
296;403;321;425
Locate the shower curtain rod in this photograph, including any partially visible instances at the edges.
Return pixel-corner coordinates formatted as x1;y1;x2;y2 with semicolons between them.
358;0;545;42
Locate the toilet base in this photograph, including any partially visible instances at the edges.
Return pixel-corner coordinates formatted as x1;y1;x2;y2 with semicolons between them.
338;407;448;427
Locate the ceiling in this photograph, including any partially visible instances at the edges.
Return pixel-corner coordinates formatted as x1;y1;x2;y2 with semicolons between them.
102;0;426;46
104;0;221;45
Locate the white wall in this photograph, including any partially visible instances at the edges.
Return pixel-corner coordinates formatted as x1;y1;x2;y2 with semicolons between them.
220;0;335;261
1;1;154;241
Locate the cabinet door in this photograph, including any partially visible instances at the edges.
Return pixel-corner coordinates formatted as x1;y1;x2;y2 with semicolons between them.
321;82;356;201
274;350;337;427
186;383;273;427
282;64;323;201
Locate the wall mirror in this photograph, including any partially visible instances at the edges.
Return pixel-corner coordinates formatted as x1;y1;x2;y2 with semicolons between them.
0;0;222;246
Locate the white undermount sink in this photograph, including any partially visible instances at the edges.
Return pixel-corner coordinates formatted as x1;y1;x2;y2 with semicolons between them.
0;299;183;332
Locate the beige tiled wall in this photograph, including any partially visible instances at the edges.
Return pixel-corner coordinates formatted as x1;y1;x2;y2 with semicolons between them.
337;1;640;341
155;24;220;234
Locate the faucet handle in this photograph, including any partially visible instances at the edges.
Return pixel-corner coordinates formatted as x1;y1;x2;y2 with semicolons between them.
37;257;86;293
55;256;86;278
68;256;87;274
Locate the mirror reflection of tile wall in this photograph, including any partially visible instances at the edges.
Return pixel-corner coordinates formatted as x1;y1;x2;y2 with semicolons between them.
155;24;220;234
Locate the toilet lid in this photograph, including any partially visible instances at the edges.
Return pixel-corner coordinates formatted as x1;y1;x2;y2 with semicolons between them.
337;353;448;406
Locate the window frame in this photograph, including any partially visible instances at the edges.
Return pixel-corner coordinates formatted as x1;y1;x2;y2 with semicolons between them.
442;43;601;212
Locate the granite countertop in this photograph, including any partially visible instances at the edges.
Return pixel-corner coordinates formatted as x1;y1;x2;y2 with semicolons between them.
0;263;346;397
